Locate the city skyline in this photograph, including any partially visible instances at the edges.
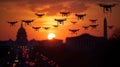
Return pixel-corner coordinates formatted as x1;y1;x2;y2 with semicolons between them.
0;1;120;66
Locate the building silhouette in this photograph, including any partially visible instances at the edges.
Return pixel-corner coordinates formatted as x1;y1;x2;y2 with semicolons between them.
5;23;33;55
66;17;108;50
66;34;106;50
104;17;108;40
16;23;28;45
0;23;61;67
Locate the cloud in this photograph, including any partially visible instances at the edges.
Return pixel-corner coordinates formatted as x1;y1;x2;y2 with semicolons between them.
0;0;119;16
68;1;88;13
28;0;89;15
0;0;119;4
27;0;119;15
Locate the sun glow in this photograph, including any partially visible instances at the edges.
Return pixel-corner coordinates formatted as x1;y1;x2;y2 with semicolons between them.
48;33;56;40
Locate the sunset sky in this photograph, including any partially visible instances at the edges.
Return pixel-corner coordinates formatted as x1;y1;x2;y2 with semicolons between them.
0;0;120;42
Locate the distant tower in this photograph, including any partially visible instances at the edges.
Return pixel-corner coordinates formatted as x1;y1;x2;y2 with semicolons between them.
16;23;28;45
104;17;108;40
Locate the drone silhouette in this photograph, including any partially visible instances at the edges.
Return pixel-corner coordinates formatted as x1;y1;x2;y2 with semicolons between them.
89;19;98;23
52;25;59;28
32;27;41;31
8;21;18;26
22;19;34;26
69;29;79;34
55;18;66;25
42;27;51;30
71;21;77;25
108;25;114;29
75;14;86;20
83;26;89;30
90;24;99;29
98;3;116;13
60;11;70;17
35;13;45;18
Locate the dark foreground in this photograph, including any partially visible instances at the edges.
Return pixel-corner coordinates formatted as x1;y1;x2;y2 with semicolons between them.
0;39;120;67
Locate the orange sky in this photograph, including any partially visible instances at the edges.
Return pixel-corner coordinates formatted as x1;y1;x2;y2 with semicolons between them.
0;0;120;42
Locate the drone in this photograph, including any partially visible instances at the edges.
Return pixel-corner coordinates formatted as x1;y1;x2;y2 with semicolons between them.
22;19;34;26
35;13;45;18
71;21;77;24
60;11;70;17
52;25;59;28
42;27;51;30
83;26;89;30
90;24;99;29
98;3;116;13
69;29;79;34
32;27;41;31
54;18;66;25
108;25;114;29
89;19;98;23
75;14;86;20
8;21;18;26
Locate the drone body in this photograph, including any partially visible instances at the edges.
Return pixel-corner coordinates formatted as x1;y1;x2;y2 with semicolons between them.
35;13;45;18
22;20;34;26
90;24;99;29
55;18;66;25
89;19;98;23
42;27;51;30
99;4;116;13
69;29;79;34
52;25;59;28
71;21;77;25
75;14;86;20
60;11;70;17
83;26;89;30
108;25;114;29
8;21;18;26
32;27;41;31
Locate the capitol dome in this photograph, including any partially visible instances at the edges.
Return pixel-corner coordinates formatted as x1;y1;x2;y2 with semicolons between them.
16;23;28;45
17;24;27;37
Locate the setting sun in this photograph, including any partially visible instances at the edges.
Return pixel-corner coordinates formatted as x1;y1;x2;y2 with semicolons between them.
48;33;56;40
